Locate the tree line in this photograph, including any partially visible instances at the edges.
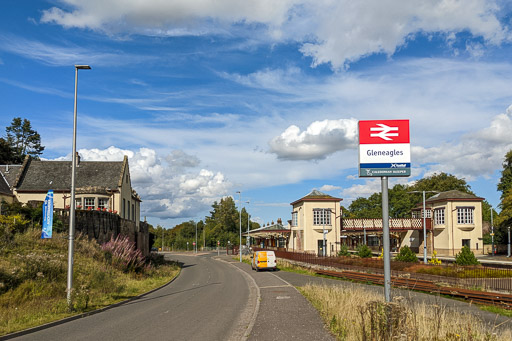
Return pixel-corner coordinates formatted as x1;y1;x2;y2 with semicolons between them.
150;196;261;250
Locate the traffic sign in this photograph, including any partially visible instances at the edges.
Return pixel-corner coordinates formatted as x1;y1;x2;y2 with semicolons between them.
359;119;411;177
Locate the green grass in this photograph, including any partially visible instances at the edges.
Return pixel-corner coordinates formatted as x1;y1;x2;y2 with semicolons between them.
0;229;180;336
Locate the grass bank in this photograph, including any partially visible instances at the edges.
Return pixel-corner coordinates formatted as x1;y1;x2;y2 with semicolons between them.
300;283;512;340
0;229;180;336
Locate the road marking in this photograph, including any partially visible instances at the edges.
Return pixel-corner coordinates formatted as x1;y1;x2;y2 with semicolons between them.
259;285;292;289
276;296;291;300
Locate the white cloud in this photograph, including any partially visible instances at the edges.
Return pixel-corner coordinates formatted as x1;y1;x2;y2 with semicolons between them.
318;184;341;192
0;34;154;67
39;0;511;68
269;118;358;160
412;104;512;180
54;146;232;220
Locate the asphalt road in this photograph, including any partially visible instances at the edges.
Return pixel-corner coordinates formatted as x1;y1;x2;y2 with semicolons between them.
7;253;256;341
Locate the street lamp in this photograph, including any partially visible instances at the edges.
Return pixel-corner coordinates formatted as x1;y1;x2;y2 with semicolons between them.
67;64;91;309
195;220;198;254
508;226;511;258
236;191;242;262
490;206;494;256
245;201;250;247
408;190;438;264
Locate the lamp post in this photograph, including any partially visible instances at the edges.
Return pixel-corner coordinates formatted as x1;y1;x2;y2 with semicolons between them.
491;206;494;256
236;191;242;262
508;226;511;258
408;190;438;264
195;220;198;254
245;201;250;247
67;64;91;308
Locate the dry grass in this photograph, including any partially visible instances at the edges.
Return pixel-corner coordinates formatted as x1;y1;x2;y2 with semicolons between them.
299;283;512;340
0;229;180;336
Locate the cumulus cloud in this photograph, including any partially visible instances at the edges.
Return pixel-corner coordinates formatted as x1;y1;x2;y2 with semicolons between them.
318;184;341;192
411;104;512;180
40;0;510;68
269;118;358;160
55;146;232;219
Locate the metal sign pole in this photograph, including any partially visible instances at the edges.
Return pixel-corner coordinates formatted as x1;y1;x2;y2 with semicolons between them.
381;176;391;302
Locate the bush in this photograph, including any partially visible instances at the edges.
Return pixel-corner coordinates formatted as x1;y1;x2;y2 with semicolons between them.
357;244;373;258
338;245;350;257
101;235;148;273
394;245;419;263
454;246;479;266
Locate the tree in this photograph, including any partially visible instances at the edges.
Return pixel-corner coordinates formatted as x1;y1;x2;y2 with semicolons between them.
496;150;512;244
412;172;472;194
0;138;15;164
5;117;45;162
497;150;512;199
345;173;475;220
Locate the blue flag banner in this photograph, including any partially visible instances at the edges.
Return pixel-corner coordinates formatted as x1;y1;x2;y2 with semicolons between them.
41;190;54;239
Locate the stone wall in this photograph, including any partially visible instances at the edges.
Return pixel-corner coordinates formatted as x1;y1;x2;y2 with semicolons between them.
56;209;149;257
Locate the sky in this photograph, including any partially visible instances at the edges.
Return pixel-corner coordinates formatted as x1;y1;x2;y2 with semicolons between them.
1;0;512;229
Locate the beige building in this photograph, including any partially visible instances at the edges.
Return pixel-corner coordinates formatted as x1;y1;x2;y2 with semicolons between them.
1;155;141;225
404;190;484;256
289;190;342;256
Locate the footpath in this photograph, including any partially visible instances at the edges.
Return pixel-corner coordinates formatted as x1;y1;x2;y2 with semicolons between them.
219;255;335;341
218;254;512;339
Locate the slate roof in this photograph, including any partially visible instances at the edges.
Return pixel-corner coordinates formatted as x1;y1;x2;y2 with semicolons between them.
15;158;125;193
291;189;342;205
425;190;483;203
0;174;11;195
0;165;23;189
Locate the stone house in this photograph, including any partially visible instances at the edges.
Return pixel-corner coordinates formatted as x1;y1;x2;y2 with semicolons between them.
1;155;141;226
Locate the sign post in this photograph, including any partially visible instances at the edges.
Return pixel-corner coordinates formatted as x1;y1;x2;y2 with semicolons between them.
359;119;410;302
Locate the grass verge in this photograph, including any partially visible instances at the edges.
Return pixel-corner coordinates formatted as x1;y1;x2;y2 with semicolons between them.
0;229;180;336
299;283;512;340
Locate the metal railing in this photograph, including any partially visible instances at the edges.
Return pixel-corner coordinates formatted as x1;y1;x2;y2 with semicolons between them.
257;248;512;293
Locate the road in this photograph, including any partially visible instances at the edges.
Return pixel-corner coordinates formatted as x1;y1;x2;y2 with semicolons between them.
7;253;257;341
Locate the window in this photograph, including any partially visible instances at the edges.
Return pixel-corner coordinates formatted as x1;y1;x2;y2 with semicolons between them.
84;197;95;210
291;212;298;227
98;198;109;210
313;209;331;225
123;199;126;218
422;209;431;218
75;198;82;209
412;211;420;219
434;208;445;225
457;207;474;224
128;200;131;220
462;239;470;248
132;203;135;221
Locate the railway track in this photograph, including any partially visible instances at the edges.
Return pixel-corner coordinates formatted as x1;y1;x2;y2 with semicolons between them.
315;269;512;309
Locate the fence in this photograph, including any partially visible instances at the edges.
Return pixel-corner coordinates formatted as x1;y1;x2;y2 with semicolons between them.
254;247;512;293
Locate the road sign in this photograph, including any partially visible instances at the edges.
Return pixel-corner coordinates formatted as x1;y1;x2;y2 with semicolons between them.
359;119;410;177
193;242;196;246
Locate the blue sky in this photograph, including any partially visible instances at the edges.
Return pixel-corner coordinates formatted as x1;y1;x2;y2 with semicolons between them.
2;0;512;228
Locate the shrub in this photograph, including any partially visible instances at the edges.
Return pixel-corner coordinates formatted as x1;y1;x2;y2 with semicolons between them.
357;244;373;258
338;245;350;257
394;245;419;263
454;246;479;266
428;250;442;265
101;235;148;273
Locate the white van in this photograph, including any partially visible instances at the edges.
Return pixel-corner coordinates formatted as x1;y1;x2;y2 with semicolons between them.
251;251;277;271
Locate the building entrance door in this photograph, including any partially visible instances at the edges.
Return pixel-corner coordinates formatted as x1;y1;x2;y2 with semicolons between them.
318;239;324;257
